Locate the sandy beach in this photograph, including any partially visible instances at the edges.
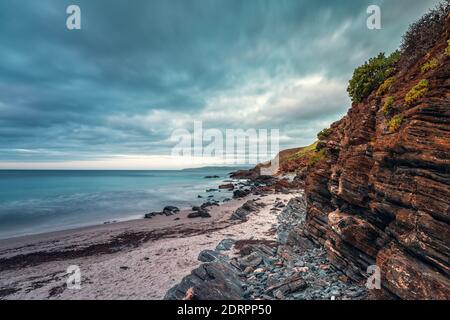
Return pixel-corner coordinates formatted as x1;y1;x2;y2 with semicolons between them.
0;191;296;300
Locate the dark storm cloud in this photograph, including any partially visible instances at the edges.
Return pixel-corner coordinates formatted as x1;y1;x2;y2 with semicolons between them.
0;0;443;165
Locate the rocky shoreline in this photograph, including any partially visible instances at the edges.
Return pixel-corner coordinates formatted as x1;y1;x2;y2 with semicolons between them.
0;169;370;300
165;188;368;300
0;170;299;299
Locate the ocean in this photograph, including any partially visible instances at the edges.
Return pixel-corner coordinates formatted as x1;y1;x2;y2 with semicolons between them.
0;167;245;239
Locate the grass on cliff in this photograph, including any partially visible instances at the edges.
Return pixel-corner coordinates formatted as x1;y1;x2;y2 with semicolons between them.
376;77;395;97
308;149;326;166
405;79;429;106
388;115;403;133
286;142;318;162
383;96;394;115
421;57;439;73
289;141;327;167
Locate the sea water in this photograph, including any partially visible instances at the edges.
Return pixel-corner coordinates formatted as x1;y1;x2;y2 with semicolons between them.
0;167;245;239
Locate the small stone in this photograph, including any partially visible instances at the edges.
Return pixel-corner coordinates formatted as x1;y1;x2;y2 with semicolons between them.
266;274;278;287
240;252;263;268
294;261;305;267
274;290;285;299
288;279;308;293
338;275;349;283
331;290;340;296
274;261;284;267
254;268;265;274
296;267;309;273
244;266;254;274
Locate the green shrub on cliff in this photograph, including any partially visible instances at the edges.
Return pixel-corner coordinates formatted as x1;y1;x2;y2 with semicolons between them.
383;96;394;115
388;115;403;133
347;51;400;103
421;57;439;73
317;128;331;140
446;39;450;57
405;79;429;106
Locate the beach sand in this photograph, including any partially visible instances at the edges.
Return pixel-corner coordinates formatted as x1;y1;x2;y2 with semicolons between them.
0;192;297;300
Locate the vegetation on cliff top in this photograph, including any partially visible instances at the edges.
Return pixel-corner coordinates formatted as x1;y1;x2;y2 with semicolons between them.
280;1;449;174
308;149;326;166
347;51;400;103
278;141;327;173
400;1;450;67
317;128;331;140
347;2;448;103
285;142;318;162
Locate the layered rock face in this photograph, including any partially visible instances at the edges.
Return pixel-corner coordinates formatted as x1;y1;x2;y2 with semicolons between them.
304;17;450;299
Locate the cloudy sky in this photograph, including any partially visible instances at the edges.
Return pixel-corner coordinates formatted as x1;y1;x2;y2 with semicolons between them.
0;0;442;169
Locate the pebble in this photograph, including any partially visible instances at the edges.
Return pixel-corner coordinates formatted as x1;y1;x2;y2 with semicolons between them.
253;268;265;274
244;266;254;274
296;267;309;273
274;290;285;299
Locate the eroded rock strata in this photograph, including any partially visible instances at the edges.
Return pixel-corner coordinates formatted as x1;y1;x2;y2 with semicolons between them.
303;16;450;299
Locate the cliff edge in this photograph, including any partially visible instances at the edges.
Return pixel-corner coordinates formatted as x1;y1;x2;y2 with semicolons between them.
303;5;450;299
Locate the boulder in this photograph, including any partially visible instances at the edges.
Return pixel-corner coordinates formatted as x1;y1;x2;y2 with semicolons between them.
144;212;162;219
219;183;234;190
188;207;211;218
187;211;202;218
164;262;245;300
163;206;180;216
215;239;235;251
230;200;261;221
233;189;251;199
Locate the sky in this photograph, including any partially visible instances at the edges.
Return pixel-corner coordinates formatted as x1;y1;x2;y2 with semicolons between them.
0;0;443;169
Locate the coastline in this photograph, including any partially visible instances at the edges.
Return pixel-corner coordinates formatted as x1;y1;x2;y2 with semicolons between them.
0;185;296;299
0;169;369;301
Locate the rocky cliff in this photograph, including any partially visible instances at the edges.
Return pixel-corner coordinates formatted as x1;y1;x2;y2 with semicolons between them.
303;8;450;299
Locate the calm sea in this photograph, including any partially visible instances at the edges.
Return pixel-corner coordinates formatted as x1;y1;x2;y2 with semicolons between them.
0;167;243;239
